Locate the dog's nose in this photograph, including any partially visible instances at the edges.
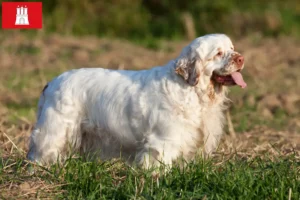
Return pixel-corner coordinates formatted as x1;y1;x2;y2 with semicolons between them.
233;55;244;68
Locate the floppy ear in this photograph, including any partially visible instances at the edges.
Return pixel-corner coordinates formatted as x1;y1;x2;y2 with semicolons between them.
175;56;201;86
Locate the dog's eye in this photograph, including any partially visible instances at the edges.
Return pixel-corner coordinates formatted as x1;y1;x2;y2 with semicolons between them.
217;51;223;57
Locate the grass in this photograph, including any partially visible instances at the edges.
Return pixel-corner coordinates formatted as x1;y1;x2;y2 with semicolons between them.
0;152;299;199
2;1;300;48
36;1;300;40
228;84;292;133
230;102;290;133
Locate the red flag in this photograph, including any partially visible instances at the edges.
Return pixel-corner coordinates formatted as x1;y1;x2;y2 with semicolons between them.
2;2;42;29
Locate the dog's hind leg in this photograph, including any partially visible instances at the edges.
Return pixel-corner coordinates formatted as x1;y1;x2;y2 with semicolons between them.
27;92;82;165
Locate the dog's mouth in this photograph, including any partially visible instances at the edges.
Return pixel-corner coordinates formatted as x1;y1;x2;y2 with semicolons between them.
212;70;247;88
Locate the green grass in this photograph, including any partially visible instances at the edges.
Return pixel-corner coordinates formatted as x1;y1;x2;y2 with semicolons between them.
1;154;299;199
230;102;290;133
3;0;300;46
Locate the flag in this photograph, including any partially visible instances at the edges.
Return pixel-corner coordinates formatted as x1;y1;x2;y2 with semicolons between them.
2;2;42;29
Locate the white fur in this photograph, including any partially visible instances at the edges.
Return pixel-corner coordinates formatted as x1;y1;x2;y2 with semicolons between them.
27;34;244;168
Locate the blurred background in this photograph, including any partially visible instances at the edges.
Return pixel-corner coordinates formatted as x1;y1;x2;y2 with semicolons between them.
39;0;300;42
0;0;299;154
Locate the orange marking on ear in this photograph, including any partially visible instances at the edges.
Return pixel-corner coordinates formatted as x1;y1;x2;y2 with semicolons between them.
175;67;187;80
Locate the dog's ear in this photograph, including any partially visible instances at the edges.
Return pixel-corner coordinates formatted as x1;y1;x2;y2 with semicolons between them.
175;57;201;86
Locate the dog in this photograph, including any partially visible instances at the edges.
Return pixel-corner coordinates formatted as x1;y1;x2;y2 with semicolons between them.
27;34;246;168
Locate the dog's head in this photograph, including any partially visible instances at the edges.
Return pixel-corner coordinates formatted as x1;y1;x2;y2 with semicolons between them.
175;34;246;88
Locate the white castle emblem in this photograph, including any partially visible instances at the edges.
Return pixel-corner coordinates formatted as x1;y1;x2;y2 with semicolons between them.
15;6;29;25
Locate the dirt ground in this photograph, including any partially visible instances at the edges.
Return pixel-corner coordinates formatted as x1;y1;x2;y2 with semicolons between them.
0;32;299;159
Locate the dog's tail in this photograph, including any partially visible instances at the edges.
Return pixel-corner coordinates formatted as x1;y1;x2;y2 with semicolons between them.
27;83;49;163
36;83;49;120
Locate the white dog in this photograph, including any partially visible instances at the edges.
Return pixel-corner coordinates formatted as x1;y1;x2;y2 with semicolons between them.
27;34;246;168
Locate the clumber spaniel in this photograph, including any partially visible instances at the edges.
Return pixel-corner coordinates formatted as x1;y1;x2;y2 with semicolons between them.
27;34;246;168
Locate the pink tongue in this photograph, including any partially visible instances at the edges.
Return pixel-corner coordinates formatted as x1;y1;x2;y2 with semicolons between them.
231;72;247;88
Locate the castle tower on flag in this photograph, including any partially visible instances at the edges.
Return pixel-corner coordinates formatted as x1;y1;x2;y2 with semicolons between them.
15;6;29;25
